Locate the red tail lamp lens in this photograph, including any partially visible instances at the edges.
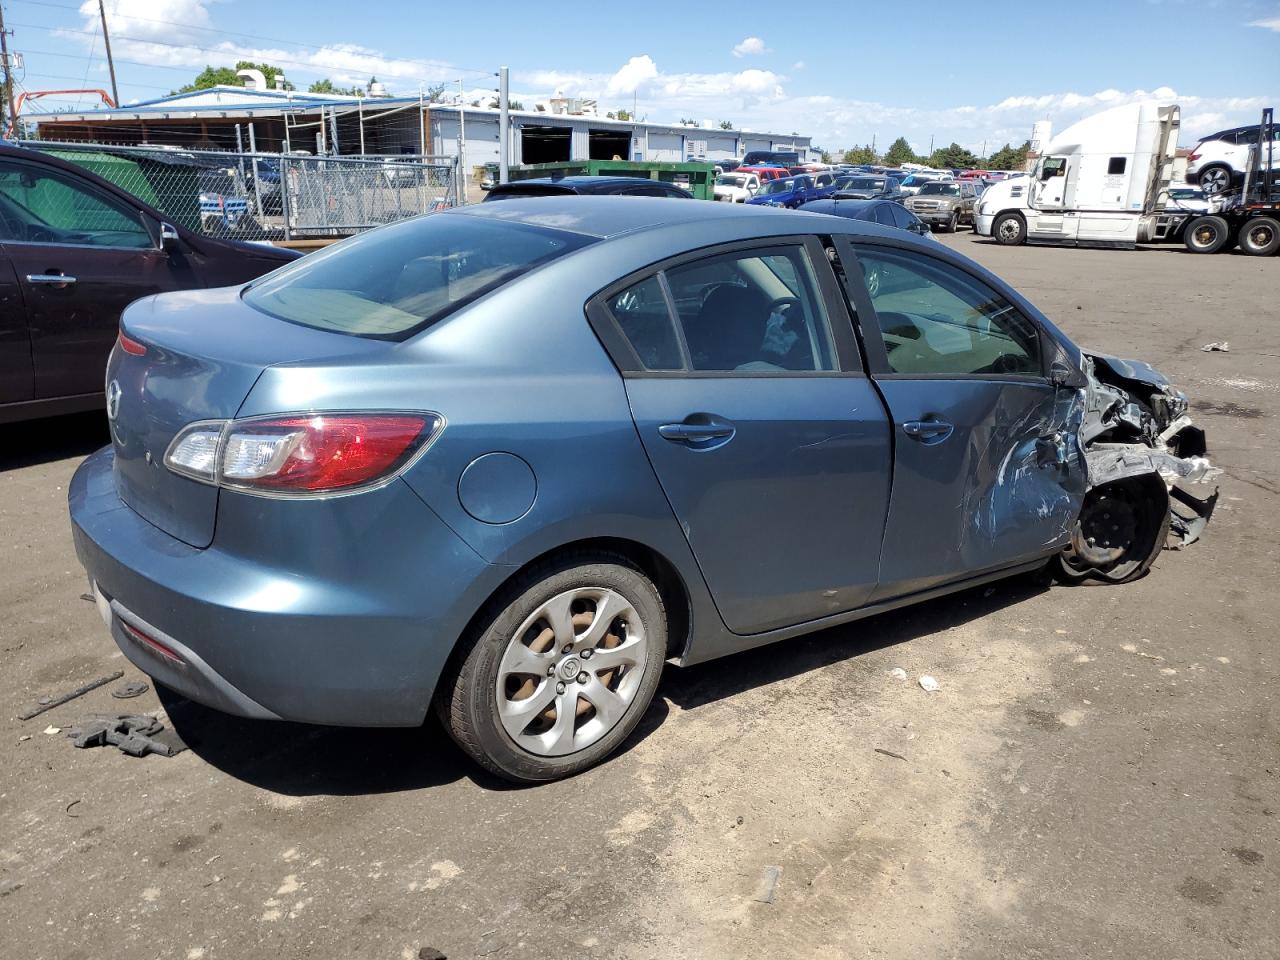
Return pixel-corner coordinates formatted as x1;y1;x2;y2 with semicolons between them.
121;620;185;666
117;332;147;356
220;414;434;493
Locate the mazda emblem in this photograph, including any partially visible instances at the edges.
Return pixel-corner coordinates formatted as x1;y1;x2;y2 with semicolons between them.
105;380;122;421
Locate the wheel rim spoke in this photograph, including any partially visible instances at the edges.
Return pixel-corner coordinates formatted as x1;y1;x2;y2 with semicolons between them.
494;585;649;757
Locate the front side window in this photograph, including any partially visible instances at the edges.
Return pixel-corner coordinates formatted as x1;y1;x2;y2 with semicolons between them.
0;160;152;248
606;245;837;374
856;248;1042;377
244;214;595;340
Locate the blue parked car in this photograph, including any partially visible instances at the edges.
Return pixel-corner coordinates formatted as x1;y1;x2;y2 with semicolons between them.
746;174;823;209
69;198;1216;782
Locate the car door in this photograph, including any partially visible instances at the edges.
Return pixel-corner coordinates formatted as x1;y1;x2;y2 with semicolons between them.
835;237;1085;600
587;237;893;635
0;253;32;406
0;157;177;401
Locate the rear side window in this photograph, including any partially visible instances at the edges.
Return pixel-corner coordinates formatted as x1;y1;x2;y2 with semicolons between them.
243;214;594;339
605;245;836;374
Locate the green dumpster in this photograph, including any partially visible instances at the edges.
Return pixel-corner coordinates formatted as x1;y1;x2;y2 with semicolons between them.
43;148;203;231
507;159;718;200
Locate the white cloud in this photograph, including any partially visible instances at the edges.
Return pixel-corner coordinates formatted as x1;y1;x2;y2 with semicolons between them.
792;60;806;70
1247;16;1280;31
732;37;770;57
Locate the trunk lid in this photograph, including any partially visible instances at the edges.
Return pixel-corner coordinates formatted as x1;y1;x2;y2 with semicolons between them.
108;286;386;548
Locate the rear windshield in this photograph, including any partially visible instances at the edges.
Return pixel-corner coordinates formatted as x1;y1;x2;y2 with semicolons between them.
243;214;594;340
838;177;884;190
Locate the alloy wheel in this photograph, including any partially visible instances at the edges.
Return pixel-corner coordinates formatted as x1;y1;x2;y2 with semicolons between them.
495;587;648;757
1199;167;1229;195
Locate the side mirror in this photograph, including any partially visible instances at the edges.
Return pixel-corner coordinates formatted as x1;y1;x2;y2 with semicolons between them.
1050;357;1087;388
159;222;181;252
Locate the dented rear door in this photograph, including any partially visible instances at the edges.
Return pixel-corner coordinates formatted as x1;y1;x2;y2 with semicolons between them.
838;240;1087;601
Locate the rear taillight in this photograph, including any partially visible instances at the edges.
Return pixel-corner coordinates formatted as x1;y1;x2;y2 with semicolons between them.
117;332;147;356
164;412;439;496
1188;151;1201;162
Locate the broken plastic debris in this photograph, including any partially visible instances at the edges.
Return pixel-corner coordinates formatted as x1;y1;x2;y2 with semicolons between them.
1201;341;1229;352
754;865;782;903
888;667;908;680
43;725;61;735
918;676;940;693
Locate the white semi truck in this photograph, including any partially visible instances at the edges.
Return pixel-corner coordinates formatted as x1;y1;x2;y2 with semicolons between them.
974;102;1181;249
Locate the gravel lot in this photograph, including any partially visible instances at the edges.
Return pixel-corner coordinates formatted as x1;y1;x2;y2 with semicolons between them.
1;233;1276;960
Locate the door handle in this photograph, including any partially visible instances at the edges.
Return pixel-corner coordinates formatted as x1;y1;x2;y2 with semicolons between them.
658;416;736;448
27;273;77;285
902;418;954;443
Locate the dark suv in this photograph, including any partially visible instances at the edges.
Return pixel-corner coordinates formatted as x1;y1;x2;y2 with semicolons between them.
484;176;693;201
0;146;298;424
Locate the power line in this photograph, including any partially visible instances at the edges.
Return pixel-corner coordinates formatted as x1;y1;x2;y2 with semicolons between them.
6;4;499;80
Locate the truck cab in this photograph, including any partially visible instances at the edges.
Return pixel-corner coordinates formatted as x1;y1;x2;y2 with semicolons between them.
975;103;1180;249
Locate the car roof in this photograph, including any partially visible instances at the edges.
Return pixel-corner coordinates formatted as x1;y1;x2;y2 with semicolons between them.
450;194;918;242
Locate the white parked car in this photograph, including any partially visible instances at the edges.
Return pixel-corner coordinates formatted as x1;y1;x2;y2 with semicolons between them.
897;174;937;197
713;172;761;202
1186;124;1280;195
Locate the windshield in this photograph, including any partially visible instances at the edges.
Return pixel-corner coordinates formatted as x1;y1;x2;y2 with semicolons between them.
759;178;796;195
836;177;884;191
901;175;932;186
243;214;595;340
918;182;960;196
717;175;747;187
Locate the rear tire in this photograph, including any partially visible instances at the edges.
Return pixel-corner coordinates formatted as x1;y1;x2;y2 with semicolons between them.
1239;216;1280;257
1183;215;1231;254
1197;164;1232;196
438;553;666;783
992;212;1026;245
945;211;958;233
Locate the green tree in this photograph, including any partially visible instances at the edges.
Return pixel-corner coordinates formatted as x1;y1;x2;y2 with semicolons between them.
719;119;733;130
308;78;368;97
986;140;1031;171
843;144;879;165
819;149;832;163
883;136;919;167
927;142;981;170
179;61;292;93
615;108;632;121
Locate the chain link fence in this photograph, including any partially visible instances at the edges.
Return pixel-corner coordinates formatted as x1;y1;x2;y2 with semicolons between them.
20;140;460;242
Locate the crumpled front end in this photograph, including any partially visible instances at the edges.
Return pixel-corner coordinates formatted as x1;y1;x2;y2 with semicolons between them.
1058;353;1219;582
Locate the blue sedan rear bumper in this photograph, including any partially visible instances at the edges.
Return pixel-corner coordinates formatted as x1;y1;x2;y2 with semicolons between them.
69;446;504;727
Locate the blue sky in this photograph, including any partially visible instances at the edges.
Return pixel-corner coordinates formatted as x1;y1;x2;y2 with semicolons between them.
11;0;1280;152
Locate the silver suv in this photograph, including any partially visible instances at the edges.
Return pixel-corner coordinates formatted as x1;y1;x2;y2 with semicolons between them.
903;180;980;232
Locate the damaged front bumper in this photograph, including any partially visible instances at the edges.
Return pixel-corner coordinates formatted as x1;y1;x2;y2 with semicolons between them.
1060;353;1219;581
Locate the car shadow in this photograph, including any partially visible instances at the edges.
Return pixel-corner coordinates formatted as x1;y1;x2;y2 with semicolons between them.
0;411;109;472
159;679;672;796
159;579;1040;795
660;576;1046;711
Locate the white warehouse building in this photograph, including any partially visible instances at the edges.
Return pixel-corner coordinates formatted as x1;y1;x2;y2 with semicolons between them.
33;84;817;170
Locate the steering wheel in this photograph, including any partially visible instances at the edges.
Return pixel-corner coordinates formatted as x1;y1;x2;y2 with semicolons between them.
766;295;801;318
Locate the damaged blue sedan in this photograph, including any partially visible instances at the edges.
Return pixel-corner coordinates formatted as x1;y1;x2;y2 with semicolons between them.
68;198;1216;782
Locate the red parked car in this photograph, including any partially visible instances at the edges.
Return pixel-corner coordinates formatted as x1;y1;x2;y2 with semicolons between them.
737;165;792;183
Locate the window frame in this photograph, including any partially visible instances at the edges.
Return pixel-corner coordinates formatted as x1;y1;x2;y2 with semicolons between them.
585;235;865;379
0;157;159;252
831;235;1049;383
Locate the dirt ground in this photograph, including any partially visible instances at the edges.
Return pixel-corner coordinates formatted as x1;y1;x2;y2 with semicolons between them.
1;233;1276;960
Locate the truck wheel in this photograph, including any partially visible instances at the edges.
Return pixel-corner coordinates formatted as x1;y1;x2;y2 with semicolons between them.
1239;217;1280;257
1196;165;1232;196
945;211;959;233
992;212;1026;245
1184;215;1231;254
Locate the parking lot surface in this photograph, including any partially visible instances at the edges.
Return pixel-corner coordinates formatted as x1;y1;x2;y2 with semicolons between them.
1;234;1276;960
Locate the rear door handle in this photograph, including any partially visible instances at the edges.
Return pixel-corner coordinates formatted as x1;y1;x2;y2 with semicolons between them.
902;418;954;443
27;273;77;285
658;416;736;448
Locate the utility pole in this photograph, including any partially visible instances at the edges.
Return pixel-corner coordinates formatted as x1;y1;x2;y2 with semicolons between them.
928;135;934;156
97;0;119;107
498;65;509;184
457;78;466;203
0;3;18;132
